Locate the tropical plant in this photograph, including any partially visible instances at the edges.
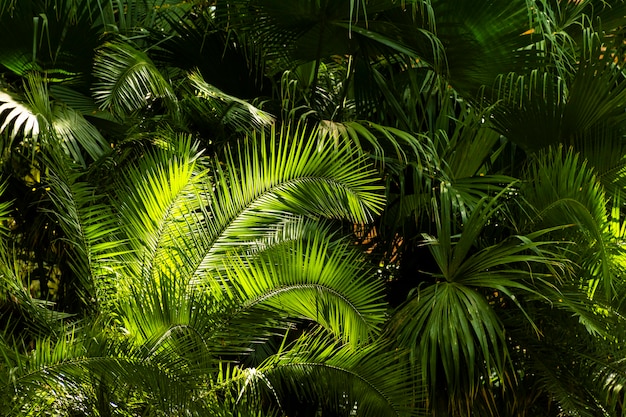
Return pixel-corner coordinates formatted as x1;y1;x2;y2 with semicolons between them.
0;124;421;416
3;0;626;416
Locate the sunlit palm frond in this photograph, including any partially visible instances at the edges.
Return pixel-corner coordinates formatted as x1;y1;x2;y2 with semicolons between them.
188;123;385;280
186;71;274;134
43;150;126;311
0;326;220;416
51;104;110;164
112;134;207;283
216;224;387;345
0;74;110;166
110;124;387;344
0;91;41;140
394;280;509;408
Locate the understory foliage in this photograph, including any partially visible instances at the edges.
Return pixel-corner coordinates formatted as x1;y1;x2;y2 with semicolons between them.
0;1;626;416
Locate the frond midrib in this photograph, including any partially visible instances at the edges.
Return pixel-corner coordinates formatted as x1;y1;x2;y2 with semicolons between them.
243;282;368;325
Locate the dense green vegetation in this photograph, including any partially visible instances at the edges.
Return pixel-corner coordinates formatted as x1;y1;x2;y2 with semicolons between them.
1;0;626;415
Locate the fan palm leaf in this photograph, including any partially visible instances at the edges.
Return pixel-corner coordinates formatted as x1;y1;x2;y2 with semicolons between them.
390;187;570;413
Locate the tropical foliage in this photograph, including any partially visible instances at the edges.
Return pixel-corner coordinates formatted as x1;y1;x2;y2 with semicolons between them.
1;0;626;416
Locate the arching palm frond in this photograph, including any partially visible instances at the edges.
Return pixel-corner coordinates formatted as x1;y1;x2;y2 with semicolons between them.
42;150;125;312
317;120;434;167
0;91;40;140
1;121;393;415
218;224;387;345
0;74;110;166
184;123;385;281
110;124;386;343
93;40;177;119
249;330;420;417
522;146;614;300
185;71;274;135
0;322;224;416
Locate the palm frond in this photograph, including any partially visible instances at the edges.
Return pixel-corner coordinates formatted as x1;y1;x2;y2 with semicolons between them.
186;70;274;134
217;224;387;345
390;188;571;411
561;33;626;136
429;0;543;94
522;146;613;299
43;150;126;312
93;40;177;119
49;85;117;122
490;70;566;152
318;119;433;166
251;330;420;417
0;91;41;140
0;328;217;416
0;249;70;341
51;103;110;165
187;123;385;280
0;74;110;166
113;133;207;284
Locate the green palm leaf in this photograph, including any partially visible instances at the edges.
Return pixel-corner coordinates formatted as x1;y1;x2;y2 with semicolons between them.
186;70;274;133
0;91;40;140
252;330;419;417
93;40;177;119
187;123;385;280
43;150;127;311
218;224;387;344
522;146;613;299
390;188;570;411
113;134;207;284
0;74;110;165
